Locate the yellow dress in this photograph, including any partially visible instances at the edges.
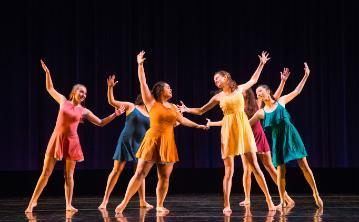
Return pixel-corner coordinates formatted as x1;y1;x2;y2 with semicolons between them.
136;102;180;163
219;88;257;159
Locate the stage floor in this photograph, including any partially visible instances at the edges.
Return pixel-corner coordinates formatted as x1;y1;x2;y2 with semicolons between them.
1;194;358;221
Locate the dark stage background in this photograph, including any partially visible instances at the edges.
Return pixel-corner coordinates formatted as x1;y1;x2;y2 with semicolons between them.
0;0;358;195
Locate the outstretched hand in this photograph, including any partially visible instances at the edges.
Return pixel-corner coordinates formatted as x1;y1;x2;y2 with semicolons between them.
197;124;209;130
280;68;290;81
304;62;310;77
205;118;211;128
40;59;50;73
176;101;189;113
137;51;146;64
258;51;270;65
107;75;118;87
114;105;126;116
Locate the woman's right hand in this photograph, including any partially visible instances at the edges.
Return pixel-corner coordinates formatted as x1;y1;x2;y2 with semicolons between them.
177;101;189;113
40;59;50;74
205;118;211;128
280;68;290;81
137;51;146;64
107;75;118;87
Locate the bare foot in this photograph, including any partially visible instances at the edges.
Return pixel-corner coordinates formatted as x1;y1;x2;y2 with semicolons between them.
223;210;232;217
99;208;109;218
277;201;287;208
266;200;277;211
25;212;37;220
156;210;169;218
223;206;232;214
156;206;170;213
115;203;126;214
285;195;295;207
313;193;323;208
66;206;78;212
98;201;108;209
140;201;154;209
239;199;251;206
115;212;127;222
25;202;37;213
66;210;77;219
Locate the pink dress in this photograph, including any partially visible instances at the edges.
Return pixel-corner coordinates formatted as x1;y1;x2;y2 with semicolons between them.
45;100;84;161
252;120;270;153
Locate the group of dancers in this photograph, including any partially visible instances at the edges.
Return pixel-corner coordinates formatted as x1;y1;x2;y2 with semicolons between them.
25;50;323;216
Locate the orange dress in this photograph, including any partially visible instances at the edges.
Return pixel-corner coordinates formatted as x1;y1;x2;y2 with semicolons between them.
136;102;180;163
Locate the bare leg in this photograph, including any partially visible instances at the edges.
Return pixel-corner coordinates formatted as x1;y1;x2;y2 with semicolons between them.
259;153;294;207
156;163;174;213
276;164;286;207
223;157;234;213
115;159;154;214
64;159;77;212
297;157;323;208
25;155;57;212
243;152;276;211
134;163;154;209
239;156;252;206
99;160;127;209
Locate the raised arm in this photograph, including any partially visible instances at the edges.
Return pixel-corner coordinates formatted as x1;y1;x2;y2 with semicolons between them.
249;109;264;126
40;59;66;104
273;67;290;99
82;106;125;127
278;62;310;106
137;51;155;110
177;94;219;116
239;51;270;91
107;75;134;112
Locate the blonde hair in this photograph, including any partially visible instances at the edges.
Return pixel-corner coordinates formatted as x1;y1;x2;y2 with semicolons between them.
69;84;86;103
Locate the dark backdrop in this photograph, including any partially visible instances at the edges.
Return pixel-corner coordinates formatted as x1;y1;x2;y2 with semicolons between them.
1;0;358;172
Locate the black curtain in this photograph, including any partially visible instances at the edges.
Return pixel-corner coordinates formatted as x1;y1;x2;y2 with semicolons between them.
0;0;358;170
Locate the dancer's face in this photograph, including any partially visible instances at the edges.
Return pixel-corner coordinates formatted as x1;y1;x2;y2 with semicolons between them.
162;83;172;99
213;74;227;88
255;86;269;101
73;86;87;103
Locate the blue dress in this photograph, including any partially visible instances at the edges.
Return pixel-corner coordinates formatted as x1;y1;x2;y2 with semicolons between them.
262;103;307;167
113;108;150;162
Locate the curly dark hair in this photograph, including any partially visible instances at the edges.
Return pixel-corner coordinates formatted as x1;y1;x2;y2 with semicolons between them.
151;81;168;101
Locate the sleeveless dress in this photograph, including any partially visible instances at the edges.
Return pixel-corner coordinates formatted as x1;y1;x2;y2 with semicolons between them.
219;88;257;159
251;120;270;153
136;102;180;163
46;100;84;161
262;102;308;167
113;108;150;162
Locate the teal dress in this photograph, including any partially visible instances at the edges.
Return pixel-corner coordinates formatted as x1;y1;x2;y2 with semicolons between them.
262;102;307;167
113;108;150;162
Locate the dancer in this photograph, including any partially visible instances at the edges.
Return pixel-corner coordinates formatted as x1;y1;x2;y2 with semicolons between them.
178;51;276;212
238;68;294;207
25;60;124;213
249;63;323;208
98;75;153;209
114;51;208;214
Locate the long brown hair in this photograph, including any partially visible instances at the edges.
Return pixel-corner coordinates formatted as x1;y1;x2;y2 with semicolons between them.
243;88;258;118
214;70;238;92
